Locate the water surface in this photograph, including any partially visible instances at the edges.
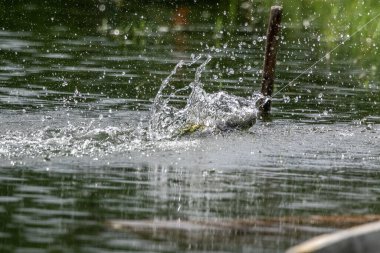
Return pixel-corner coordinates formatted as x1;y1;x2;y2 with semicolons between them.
0;1;379;253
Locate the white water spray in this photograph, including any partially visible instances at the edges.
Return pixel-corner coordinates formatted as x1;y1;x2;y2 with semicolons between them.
149;55;263;140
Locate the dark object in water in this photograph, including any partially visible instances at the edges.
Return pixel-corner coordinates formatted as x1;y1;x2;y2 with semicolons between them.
107;215;380;251
108;215;380;234
260;6;282;114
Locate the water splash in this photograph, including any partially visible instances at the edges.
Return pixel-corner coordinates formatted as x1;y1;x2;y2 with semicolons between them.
1;55;263;160
149;55;263;140
0;117;200;161
0;121;134;159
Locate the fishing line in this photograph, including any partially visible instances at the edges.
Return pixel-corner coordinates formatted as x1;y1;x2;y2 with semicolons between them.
271;11;380;99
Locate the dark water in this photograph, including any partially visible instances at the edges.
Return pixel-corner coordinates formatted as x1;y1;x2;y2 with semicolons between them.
1;1;380;253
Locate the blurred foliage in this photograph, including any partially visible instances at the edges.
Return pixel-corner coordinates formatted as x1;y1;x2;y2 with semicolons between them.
263;0;380;75
97;0;380;69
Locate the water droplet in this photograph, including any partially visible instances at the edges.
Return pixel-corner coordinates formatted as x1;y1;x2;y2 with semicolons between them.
99;4;106;11
303;19;310;29
283;96;291;103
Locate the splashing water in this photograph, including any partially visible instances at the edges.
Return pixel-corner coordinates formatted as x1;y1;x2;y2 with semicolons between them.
149;55;263;140
1;55;263;160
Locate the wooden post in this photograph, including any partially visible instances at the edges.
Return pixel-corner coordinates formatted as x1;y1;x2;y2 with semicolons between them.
260;6;282;113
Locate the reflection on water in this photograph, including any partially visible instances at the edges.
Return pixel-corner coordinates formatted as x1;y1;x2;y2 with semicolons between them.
0;1;379;253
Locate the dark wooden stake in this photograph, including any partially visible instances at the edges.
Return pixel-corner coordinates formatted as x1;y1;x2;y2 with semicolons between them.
260;6;282;113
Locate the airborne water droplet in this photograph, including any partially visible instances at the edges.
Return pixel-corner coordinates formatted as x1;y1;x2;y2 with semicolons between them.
283;96;291;103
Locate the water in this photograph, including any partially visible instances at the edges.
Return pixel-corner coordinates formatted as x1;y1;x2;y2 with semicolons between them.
1;1;380;253
149;54;262;140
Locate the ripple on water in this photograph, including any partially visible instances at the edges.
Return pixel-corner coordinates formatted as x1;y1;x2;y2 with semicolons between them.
0;2;379;252
0;196;22;203
0;232;10;239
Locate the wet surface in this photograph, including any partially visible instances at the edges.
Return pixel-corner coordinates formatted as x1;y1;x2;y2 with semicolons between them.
1;1;380;253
